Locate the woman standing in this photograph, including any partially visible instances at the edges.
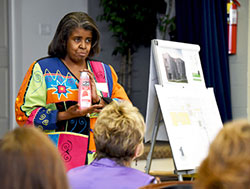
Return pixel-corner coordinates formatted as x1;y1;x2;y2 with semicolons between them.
15;12;129;163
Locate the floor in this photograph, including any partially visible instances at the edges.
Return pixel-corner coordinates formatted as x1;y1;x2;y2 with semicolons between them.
132;158;196;182
131;142;195;181
133;141;174;174
131;158;179;181
132;158;175;174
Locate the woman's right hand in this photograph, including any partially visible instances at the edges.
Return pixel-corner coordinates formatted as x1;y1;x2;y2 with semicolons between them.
57;103;103;121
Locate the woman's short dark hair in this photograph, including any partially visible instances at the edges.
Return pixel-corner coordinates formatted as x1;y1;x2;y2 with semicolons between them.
0;127;69;189
48;12;100;59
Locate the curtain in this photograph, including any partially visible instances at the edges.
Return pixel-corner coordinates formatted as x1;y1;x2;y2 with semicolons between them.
175;0;232;122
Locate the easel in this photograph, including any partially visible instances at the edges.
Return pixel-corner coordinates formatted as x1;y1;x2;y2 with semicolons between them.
145;105;161;174
144;104;195;181
144;39;207;181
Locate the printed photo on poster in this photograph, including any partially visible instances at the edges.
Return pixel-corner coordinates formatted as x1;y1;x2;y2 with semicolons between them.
163;51;188;83
152;39;205;88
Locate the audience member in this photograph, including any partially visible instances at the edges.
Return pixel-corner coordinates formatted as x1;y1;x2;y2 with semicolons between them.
0;127;69;189
194;119;250;189
68;101;158;188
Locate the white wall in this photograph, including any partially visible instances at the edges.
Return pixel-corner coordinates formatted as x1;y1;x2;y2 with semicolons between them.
248;1;250;120
229;0;249;119
10;0;88;128
0;0;10;137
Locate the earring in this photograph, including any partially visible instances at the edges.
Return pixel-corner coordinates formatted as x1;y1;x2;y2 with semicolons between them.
135;159;138;166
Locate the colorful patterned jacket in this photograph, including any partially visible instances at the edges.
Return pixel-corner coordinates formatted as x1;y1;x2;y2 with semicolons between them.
15;57;129;155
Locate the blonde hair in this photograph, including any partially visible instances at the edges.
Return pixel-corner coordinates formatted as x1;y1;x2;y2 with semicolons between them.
94;101;145;165
195;119;250;189
0;127;69;189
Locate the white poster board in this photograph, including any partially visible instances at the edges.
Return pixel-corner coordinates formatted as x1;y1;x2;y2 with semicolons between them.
145;39;223;173
145;39;206;142
155;85;223;171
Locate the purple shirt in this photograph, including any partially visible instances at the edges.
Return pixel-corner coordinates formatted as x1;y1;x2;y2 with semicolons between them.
67;158;156;189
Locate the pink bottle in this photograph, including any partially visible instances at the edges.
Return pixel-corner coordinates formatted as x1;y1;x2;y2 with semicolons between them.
78;71;91;109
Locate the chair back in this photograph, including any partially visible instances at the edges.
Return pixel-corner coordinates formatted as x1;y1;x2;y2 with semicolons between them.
139;181;193;189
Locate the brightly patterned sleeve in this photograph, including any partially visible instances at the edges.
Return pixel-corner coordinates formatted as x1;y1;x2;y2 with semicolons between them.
15;62;58;130
109;65;130;101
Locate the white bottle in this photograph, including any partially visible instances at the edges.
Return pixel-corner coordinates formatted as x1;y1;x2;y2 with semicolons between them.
78;71;91;109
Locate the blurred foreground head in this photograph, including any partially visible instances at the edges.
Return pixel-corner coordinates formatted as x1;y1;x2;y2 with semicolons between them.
0;127;69;189
195;119;250;189
94;101;145;166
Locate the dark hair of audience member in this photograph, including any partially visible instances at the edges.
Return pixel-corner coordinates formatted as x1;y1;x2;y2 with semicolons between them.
195;119;250;189
0;127;69;189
